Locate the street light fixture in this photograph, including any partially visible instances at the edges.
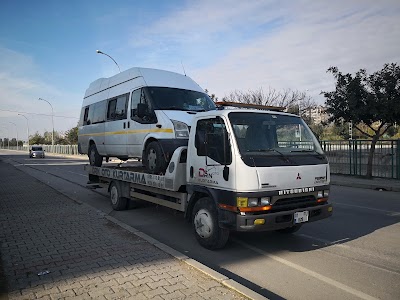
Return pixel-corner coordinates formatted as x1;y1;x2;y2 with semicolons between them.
18;114;30;150
96;49;121;73
9;122;18;150
38;98;54;148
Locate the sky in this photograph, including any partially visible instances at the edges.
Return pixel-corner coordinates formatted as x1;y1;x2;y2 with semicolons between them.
0;0;399;141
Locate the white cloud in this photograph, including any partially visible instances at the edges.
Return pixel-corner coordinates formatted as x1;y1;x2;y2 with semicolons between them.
128;0;400;103
0;47;80;140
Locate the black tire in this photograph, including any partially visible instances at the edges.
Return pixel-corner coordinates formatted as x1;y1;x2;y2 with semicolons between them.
192;197;229;250
109;182;129;211
88;144;103;167
277;224;302;234
143;141;167;174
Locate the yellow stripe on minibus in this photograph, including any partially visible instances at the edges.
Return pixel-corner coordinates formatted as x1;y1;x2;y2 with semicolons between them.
78;128;173;137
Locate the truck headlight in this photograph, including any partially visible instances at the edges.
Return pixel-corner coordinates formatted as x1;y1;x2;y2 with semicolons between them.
260;197;270;205
171;120;189;138
248;198;258;207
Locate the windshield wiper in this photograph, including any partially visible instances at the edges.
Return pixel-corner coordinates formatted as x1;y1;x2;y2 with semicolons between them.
246;148;290;161
290;149;317;153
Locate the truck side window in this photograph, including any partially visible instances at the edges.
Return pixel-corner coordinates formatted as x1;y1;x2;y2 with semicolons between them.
195;117;231;165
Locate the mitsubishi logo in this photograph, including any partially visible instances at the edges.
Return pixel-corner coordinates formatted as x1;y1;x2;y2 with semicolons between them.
296;173;301;180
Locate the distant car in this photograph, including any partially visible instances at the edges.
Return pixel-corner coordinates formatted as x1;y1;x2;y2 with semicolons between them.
29;146;45;158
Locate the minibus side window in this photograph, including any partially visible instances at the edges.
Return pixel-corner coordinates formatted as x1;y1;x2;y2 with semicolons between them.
131;88;156;124
107;94;128;121
91;101;107;124
83;106;90;125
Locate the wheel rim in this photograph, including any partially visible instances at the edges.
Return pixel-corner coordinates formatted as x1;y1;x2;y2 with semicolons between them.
110;185;118;205
194;209;213;239
147;148;157;171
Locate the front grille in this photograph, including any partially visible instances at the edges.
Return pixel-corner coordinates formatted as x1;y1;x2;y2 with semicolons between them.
271;196;317;212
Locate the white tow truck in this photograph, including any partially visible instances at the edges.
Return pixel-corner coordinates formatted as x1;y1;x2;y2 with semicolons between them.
85;102;333;249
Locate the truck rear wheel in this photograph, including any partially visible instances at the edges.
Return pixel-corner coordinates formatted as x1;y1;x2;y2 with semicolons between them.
143;141;167;174
109;182;129;211
89;144;103;167
192;197;229;250
277;224;302;234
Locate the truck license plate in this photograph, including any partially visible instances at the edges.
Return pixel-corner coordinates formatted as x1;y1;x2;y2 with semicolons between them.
294;211;309;224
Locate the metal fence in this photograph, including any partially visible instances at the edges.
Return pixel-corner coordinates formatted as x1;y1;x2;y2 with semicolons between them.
0;145;83;157
2;140;400;179
321;140;400;179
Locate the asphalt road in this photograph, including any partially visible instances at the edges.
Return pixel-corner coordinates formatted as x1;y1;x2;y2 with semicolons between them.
1;150;399;300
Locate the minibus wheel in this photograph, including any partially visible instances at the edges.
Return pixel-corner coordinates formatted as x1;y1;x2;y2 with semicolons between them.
144;141;167;174
89;144;103;167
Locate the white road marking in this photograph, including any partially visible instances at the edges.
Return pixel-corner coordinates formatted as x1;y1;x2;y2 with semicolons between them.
233;238;379;300
334;202;400;215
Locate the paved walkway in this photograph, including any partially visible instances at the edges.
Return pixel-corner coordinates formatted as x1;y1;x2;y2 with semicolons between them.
0;160;252;300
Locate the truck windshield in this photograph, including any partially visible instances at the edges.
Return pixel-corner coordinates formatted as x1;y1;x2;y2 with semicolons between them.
147;87;216;112
228;112;324;157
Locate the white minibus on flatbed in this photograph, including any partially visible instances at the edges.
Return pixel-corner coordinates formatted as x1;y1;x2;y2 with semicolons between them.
78;67;215;173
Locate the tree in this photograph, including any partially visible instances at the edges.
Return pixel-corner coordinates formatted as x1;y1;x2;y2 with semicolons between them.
204;89;218;102
323;63;400;178
221;87;316;116
65;126;78;144
29;132;46;145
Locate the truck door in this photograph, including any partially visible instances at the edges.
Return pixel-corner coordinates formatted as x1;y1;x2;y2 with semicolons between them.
190;117;232;188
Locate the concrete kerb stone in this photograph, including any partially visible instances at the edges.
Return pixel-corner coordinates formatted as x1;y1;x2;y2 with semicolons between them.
103;214;268;300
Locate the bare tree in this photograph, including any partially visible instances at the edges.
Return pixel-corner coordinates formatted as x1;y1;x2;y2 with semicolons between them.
221;87;316;116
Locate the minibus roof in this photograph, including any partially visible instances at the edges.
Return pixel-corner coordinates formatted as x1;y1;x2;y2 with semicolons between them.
84;67;204;98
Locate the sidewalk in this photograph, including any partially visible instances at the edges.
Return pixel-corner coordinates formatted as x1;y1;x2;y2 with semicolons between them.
0;160;260;300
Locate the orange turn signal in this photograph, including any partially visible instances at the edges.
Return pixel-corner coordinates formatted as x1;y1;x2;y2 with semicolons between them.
238;205;272;212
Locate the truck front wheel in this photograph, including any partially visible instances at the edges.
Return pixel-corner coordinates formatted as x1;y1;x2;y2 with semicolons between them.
192;197;229;250
109;182;129;211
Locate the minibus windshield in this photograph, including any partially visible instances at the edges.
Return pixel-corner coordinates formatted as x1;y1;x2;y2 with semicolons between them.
147;87;216;112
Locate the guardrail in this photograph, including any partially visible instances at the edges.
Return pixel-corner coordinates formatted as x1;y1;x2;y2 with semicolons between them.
2;140;399;179
1;145;84;157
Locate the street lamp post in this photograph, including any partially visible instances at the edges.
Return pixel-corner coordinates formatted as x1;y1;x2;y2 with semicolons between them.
18;114;30;150
96;50;121;73
9;122;18;150
1;126;9;149
38;98;54;149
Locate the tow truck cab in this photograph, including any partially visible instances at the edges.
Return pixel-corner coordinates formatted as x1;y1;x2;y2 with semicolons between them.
186;103;332;236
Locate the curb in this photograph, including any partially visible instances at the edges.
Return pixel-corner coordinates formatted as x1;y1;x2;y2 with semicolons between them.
104;215;268;300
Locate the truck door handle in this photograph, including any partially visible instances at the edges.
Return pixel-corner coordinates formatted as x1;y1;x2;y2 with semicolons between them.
123;122;126;129
127;121;130;128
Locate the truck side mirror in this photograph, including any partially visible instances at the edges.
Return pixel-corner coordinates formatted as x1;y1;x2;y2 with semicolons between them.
137;103;148;118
